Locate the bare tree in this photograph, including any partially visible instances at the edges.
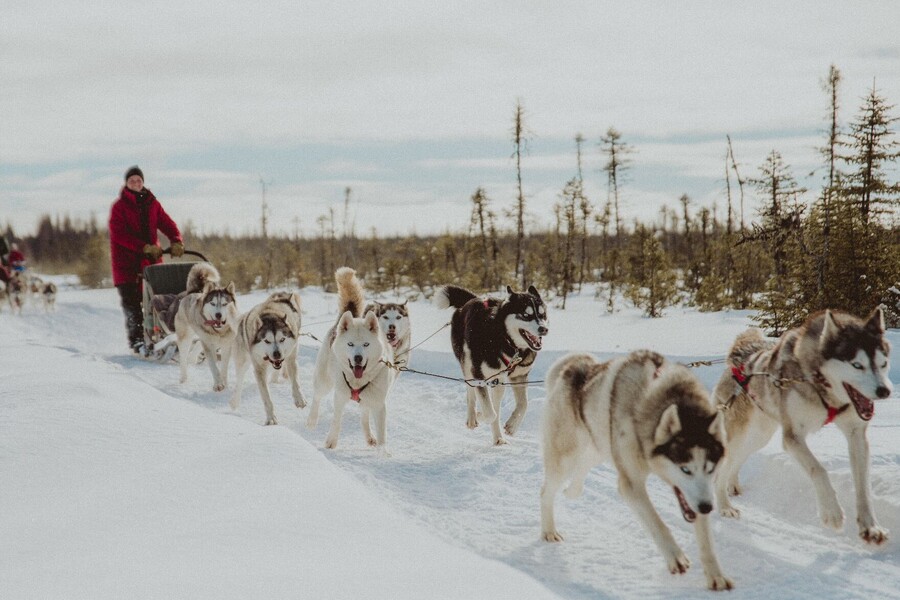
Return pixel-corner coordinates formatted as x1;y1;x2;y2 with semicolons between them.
511;100;530;288
599;127;632;242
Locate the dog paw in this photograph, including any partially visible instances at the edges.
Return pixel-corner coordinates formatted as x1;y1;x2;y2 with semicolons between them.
665;551;691;575
295;397;307;409
706;573;735;591
466;418;479;429
719;505;741;519
366;435;378;447
860;525;889;545
324;437;338;449
727;482;742;497
264;417;278;426
213;382;225;392
493;437;508;446
503;422;519;436
542;530;564;543
819;502;844;530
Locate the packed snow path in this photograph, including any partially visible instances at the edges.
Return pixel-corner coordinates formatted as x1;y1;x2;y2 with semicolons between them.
2;282;898;599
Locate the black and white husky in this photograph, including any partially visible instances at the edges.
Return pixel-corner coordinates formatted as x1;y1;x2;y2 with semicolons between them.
229;290;306;425
713;308;893;544
434;284;548;445
174;262;238;392
542;350;732;591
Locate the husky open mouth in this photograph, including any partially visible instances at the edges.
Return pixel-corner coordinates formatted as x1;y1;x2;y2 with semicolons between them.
204;319;225;329
843;383;875;421
520;329;543;351
386;332;399;347
265;356;284;370
674;487;697;523
349;361;367;379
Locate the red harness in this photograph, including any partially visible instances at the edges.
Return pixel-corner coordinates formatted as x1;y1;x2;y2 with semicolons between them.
731;363;847;425
342;372;370;402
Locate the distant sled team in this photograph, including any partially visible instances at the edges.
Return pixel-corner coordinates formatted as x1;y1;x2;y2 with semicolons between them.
130;260;894;592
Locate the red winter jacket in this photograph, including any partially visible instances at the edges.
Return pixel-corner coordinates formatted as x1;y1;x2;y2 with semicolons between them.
109;186;182;286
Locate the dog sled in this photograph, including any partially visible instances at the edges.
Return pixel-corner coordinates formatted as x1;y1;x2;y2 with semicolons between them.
140;247;209;361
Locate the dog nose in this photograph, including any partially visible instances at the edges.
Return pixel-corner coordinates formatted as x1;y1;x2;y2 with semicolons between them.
354;355;363;365
388;324;396;331
215;312;222;319
538;326;548;336
876;386;891;399
272;350;281;360
698;502;713;515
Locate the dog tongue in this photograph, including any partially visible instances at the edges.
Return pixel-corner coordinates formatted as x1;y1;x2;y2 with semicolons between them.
844;383;875;421
353;365;365;379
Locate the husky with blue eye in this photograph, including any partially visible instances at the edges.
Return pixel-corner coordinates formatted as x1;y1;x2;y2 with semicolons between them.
306;267;396;450
434;284;549;446
541;350;732;591
713;308;893;545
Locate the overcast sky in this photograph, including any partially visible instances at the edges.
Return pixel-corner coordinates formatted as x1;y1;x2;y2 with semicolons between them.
3;1;899;239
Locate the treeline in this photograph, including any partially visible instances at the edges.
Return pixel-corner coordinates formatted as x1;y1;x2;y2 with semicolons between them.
7;66;899;333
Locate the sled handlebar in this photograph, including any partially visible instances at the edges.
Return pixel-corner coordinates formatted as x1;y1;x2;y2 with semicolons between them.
161;247;208;262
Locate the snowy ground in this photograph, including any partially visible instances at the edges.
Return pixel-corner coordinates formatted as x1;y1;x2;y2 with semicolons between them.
1;277;899;600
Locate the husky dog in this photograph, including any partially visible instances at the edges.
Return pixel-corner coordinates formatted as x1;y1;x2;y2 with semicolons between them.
41;281;58;312
7;274;25;314
434;284;548;445
229;290;306;425
364;300;412;366
174;263;238;391
541;351;732;591
307;267;397;450
713;308;893;544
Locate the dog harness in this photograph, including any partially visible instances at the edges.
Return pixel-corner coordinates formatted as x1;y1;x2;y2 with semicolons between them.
342;372;371;402
731;362;848;425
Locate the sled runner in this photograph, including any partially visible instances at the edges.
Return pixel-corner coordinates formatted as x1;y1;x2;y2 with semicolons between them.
140;248;209;361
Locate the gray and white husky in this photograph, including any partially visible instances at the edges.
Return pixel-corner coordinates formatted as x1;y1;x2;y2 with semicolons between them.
364;300;411;366
541;350;732;591
713;308;893;544
229;290;306;425
434;284;549;445
306;267;397;450
174;262;238;391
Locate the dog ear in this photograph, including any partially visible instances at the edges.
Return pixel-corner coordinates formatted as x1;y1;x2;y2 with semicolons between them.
821;310;842;346
400;298;408;307
708;410;726;445
226;282;236;296
364;310;379;332
289;291;302;312
507;285;514;295
654;404;682;446
527;285;540;298
865;306;885;336
338;311;354;332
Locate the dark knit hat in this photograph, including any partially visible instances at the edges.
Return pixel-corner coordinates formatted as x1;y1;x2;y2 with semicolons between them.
125;165;144;182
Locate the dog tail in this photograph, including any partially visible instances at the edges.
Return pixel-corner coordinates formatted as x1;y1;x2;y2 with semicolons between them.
433;285;477;310
727;328;771;367
186;262;221;293
335;267;365;318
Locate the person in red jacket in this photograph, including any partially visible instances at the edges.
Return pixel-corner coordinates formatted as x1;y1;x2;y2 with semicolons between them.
8;243;26;272
109;165;185;353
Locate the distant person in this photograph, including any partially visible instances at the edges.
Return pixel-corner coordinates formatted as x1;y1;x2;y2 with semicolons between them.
108;165;184;353
8;243;26;273
0;235;9;267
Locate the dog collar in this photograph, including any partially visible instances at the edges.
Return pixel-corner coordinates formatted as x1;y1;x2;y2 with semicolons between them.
342;371;370;402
